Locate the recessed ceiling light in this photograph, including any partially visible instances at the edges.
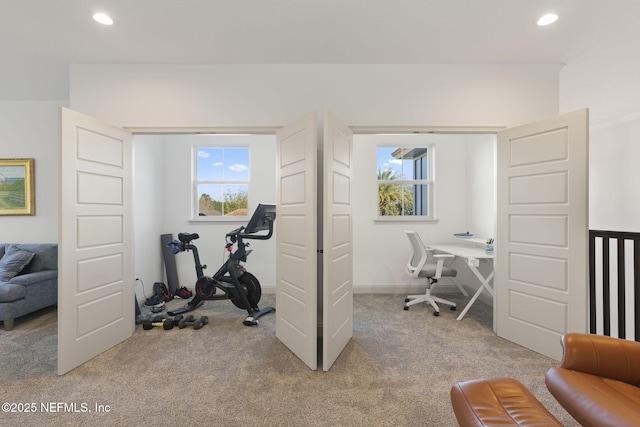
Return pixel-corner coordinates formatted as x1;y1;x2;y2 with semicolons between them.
93;12;114;26
537;13;558;26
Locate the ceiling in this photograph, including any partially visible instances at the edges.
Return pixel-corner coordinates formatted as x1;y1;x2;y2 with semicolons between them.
0;0;633;99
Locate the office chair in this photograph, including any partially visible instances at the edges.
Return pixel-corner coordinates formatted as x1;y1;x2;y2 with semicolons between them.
404;230;463;316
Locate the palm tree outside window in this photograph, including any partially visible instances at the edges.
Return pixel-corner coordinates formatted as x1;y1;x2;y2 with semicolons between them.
377;146;433;218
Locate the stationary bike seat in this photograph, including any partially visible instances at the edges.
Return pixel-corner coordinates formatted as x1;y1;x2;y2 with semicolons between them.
178;232;200;243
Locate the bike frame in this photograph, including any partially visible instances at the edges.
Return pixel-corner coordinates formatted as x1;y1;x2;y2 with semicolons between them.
167;217;275;325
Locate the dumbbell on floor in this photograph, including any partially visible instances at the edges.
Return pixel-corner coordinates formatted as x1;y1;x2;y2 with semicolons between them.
142;316;174;330
178;314;209;330
136;314;164;324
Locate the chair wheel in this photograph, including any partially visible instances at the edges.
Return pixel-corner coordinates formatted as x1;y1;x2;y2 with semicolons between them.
405;298;410;303
433;311;440;316
403;306;409;311
450;306;457;311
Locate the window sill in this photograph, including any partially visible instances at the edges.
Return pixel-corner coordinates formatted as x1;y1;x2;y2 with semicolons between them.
374;216;439;223
189;216;248;224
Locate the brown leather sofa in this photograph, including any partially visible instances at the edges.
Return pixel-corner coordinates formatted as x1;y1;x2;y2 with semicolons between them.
546;333;640;427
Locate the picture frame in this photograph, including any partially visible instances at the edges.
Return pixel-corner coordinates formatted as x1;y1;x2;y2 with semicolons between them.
0;158;35;215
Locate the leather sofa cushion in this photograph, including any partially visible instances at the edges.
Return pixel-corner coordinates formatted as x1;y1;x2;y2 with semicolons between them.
559;333;640;385
546;367;640;427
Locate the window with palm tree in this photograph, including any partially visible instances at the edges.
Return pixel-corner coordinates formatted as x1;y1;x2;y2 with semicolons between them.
377;146;433;217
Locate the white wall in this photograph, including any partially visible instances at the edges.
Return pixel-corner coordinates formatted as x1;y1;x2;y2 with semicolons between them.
69;64;560;128
589;119;640;233
133;134;167;300
559;3;640;129
0;101;65;243
559;2;640;232
465;135;496;239
562;75;640;232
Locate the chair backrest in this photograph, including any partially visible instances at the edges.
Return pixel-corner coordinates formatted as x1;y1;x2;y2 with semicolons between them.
405;230;428;277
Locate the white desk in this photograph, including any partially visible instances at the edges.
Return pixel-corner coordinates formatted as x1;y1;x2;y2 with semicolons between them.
428;243;494;321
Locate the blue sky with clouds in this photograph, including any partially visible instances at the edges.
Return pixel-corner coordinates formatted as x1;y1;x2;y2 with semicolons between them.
377;147;413;179
197;148;249;181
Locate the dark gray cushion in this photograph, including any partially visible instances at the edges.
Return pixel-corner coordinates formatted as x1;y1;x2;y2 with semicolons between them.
0;244;35;282
417;264;457;278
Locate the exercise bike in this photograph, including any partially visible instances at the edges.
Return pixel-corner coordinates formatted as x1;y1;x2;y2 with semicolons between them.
167;204;276;326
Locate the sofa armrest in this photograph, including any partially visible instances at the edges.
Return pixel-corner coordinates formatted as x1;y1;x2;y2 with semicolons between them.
559;333;640;385
9;270;57;287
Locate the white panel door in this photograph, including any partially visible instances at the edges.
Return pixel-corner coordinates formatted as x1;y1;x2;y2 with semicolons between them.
276;112;318;370
496;109;589;360
58;108;134;375
322;110;353;371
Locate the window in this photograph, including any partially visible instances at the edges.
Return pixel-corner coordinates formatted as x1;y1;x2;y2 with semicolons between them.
194;147;249;217
377;145;434;218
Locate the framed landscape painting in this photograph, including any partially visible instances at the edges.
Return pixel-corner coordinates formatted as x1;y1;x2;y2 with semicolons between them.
0;158;35;215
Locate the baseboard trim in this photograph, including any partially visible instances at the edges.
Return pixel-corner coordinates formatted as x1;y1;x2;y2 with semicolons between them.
261;284;493;306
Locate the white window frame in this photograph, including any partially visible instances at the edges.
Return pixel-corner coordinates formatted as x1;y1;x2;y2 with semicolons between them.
376;143;436;222
192;144;250;221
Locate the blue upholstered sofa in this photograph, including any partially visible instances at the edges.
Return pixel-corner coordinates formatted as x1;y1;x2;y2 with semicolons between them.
0;243;58;330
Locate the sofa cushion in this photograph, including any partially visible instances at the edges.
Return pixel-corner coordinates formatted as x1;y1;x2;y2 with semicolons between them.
13;243;58;274
0;283;27;302
546;367;640;427
0;244;35;282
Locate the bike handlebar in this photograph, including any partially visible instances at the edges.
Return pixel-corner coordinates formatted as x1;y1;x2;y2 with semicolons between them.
170;217;273;253
225;218;274;241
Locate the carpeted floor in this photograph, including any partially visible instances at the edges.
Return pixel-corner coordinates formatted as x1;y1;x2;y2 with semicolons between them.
0;293;578;426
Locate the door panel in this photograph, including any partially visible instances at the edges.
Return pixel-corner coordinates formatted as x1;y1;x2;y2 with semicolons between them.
58;108;134;375
322;110;353;371
276;112;318;370
496;109;589;360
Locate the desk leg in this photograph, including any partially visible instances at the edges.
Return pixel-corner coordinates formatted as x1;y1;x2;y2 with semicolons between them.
456;268;494;321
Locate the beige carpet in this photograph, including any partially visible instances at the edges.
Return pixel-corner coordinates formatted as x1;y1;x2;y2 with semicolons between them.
0;294;578;426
